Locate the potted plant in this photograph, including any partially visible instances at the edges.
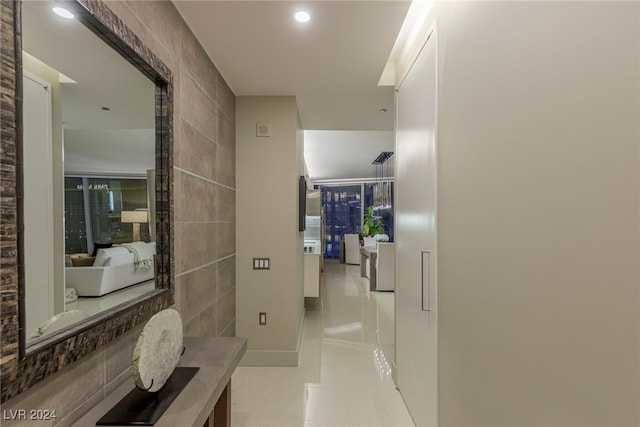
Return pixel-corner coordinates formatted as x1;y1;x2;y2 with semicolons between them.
361;206;383;247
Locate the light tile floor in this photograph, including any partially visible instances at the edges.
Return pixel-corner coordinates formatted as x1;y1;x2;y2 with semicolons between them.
231;259;415;427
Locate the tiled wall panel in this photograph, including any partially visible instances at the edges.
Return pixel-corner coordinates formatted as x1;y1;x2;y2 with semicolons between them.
2;1;235;424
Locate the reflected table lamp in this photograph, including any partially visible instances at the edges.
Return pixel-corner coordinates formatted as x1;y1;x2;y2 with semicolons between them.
121;210;148;242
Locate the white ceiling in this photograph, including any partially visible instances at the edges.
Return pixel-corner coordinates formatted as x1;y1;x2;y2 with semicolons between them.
304;130;394;181
174;1;410;131
174;1;410;181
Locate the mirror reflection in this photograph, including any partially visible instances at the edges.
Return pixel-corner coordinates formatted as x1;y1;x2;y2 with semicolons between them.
22;1;157;346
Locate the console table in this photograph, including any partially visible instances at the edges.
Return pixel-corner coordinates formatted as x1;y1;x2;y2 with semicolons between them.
73;336;246;427
360;247;377;291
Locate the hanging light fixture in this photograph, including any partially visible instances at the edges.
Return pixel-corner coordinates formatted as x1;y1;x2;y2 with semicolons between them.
371;151;394;210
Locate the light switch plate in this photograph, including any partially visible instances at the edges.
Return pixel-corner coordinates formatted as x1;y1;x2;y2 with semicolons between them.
253;258;270;270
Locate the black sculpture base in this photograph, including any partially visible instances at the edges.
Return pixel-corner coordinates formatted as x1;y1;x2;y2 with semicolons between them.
96;367;199;426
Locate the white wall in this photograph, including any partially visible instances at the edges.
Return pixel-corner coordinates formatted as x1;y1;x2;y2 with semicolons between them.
304;130;394;180
394;1;639;425
236;96;305;366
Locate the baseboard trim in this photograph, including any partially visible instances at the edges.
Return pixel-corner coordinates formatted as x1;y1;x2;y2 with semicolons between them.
296;307;305;363
240;308;306;367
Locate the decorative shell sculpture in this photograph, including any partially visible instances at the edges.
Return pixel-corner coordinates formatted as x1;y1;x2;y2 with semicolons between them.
132;308;184;392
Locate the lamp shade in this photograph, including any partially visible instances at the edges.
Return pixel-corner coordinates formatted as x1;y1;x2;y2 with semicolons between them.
121;210;148;223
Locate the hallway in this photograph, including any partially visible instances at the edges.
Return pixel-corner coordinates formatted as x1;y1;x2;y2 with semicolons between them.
231;259;414;427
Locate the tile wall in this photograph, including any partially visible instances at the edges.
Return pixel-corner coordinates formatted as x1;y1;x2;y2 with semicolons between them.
2;1;236;425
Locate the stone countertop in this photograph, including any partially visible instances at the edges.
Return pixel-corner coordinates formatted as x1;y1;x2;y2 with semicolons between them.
72;336;247;427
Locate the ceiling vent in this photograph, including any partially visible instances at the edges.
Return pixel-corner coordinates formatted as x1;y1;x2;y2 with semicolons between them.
256;123;271;137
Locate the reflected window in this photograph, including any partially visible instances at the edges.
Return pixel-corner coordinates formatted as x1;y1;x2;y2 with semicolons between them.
65;177;149;255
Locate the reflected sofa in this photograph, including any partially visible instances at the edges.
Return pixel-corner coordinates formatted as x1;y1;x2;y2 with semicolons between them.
65;243;155;297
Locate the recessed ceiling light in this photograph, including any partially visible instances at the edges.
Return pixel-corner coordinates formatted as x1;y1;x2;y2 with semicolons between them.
379;108;388;113
101;106;111;111
52;6;74;19
294;11;310;23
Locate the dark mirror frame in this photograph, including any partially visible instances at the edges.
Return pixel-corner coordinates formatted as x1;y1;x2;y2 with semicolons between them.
0;0;174;402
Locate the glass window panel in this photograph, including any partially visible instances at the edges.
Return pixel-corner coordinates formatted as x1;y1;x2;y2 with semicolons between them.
64;177;87;254
88;178;148;245
64;177;149;255
318;184;362;258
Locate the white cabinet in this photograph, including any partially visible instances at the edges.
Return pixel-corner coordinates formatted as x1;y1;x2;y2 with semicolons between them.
395;27;438;426
304;254;320;298
375;243;395;291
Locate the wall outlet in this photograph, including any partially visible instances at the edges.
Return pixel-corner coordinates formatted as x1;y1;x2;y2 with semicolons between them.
259;312;267;325
253;258;270;270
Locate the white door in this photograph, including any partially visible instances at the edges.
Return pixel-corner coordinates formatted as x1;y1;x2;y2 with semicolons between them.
395;27;438;427
23;72;54;337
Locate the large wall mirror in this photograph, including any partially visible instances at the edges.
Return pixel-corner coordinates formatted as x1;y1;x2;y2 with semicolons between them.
1;0;174;401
